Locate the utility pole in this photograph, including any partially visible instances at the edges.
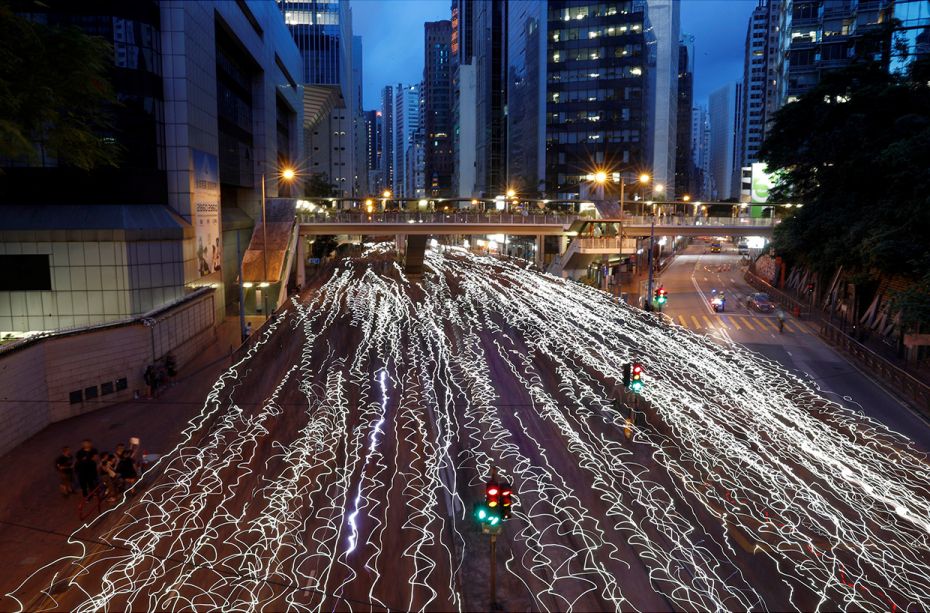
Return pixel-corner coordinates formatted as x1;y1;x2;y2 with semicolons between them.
645;215;656;311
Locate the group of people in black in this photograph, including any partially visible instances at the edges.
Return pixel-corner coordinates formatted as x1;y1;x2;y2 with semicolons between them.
54;438;142;502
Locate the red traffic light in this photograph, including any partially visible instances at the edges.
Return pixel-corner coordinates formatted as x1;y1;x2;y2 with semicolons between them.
501;483;513;519
632;364;643;375
486;480;500;508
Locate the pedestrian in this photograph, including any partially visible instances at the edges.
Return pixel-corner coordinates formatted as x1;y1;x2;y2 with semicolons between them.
117;449;138;488
245;322;253;338
98;453;118;501
75;439;99;497
54;446;75;496
144;365;156;398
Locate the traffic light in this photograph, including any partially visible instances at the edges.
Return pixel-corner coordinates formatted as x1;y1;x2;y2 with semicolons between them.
486;480;500;509
622;363;631;387
655;286;668;306
630;362;644;393
500;483;512;520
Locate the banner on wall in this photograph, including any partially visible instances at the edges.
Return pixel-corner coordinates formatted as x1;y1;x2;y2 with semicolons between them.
192;149;221;277
750;162;776;203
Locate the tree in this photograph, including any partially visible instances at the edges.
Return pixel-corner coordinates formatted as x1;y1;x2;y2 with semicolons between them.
760;60;930;277
759;58;930;328
0;4;119;170
303;172;338;198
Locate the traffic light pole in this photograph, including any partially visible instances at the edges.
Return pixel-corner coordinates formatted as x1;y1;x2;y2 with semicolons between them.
490;532;498;609
645;216;656;311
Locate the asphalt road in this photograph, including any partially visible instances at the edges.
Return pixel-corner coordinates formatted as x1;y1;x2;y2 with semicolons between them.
6;245;930;612
656;241;930;453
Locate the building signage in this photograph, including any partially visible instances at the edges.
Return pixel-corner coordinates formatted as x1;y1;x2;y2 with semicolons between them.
191;149;221;277
751;162;776;203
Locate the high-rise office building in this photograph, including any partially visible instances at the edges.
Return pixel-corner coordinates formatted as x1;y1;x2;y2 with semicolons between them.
545;2;648;197
675;35;694;199
709;82;742;200
380;85;394;192
363;109;379;174
691;105;711;200
1;1;302;332
279;0;359;196
393;83;422;197
424;21;454;197
451;0;506;198
741;0;781;167
644;0;680;196
776;0;893;106
473;1;508;197
507;1;548;196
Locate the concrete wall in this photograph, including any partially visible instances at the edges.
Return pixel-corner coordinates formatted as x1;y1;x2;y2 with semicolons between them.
0;289;216;457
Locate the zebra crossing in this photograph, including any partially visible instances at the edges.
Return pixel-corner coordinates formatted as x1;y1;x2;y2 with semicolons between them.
673;313;809;334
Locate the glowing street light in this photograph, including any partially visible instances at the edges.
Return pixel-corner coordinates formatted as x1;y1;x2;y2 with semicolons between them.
281;167;296;181
683;194;691;202
506;189;516;199
594;170;608;184
639;173;650;184
382;190;392;199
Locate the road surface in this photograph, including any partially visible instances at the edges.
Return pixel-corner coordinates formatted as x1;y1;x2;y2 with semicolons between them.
6;244;930;612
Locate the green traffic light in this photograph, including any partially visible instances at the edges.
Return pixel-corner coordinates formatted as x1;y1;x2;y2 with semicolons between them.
477;507;487;520
631;380;643;393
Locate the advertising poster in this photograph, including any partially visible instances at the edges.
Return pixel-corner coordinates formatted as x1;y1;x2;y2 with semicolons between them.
751;162;775;203
192;149;222;277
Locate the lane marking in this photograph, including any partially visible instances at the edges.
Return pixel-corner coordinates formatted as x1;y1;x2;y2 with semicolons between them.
716;316;729;330
728;316;740;330
753;317;772;331
690;315;702;329
678;315;688;328
740;316;756;331
702;315;714;329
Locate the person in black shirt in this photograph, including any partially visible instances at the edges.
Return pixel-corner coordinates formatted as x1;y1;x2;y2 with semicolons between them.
54;446;75;496
74;439;99;497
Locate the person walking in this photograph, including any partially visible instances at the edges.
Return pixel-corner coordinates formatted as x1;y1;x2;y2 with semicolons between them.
776;308;786;333
54;446;75;496
75;439;99;497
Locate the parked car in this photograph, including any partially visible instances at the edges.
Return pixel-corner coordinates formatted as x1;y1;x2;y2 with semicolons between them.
747;292;775;312
737;241;749;255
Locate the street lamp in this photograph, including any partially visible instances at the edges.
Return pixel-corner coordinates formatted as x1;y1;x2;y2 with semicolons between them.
257;165;296;322
506;188;516;198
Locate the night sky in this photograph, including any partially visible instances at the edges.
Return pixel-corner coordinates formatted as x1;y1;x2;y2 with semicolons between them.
353;0;758;111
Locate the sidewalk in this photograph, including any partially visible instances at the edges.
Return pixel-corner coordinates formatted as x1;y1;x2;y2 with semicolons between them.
0;315;249;599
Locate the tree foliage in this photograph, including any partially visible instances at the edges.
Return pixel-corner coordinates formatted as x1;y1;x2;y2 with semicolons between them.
759;59;930;282
303;172;338;198
0;4;119;169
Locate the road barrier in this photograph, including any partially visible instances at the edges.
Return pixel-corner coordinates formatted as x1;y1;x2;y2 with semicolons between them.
819;320;930;417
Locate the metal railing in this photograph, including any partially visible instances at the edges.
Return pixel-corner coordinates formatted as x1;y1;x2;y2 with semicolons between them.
297;211;578;225
576;237;636;251
297;211;777;228
820;320;930;416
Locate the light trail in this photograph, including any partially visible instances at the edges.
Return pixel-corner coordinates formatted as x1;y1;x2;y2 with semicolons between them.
5;244;930;612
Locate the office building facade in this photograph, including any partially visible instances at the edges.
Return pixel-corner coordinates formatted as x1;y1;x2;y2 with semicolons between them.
644;0;680;196
1;0;302;335
279;0;359;196
776;0;893;106
741;0;782;167
709;82;742;200
890;0;930;74
424;21;454;197
545;1;649;197
393;83;422;197
675;36;694;198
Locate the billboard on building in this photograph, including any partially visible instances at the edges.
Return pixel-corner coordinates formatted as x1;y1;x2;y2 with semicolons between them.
751;162;776;203
191;149;221;277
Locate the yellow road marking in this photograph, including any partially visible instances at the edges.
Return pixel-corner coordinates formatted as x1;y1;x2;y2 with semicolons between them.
691;315;702;329
740;316;756;331
728;316;740;330
679;315;688;328
702;315;714;329
754;317;774;331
